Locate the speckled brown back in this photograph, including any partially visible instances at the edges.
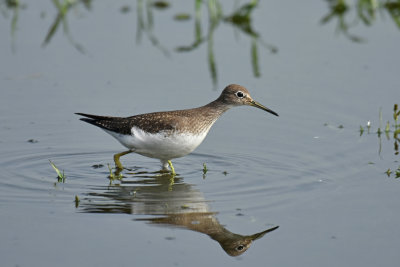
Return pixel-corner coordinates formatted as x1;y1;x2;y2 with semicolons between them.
76;102;227;135
76;84;267;136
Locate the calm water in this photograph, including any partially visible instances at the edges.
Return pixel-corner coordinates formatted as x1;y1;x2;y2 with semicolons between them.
1;0;399;266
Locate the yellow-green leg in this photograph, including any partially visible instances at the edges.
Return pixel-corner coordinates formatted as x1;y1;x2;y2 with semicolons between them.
113;150;132;170
168;160;176;176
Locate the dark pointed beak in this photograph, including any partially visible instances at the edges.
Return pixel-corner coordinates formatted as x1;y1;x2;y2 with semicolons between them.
250;100;279;116
248;225;279;241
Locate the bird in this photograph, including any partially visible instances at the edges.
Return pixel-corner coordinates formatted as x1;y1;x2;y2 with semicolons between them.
76;84;278;174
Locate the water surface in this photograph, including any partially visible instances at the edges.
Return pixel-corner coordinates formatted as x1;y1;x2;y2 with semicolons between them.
1;1;399;266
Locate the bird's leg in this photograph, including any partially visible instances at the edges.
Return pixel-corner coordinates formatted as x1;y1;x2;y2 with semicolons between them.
161;160;169;171
168;160;176;176
113;150;132;170
160;160;176;176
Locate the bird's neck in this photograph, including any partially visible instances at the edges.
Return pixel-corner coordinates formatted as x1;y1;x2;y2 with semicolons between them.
202;99;233;117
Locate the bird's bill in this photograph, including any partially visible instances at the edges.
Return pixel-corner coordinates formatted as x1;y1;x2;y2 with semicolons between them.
248;226;279;241
250;100;279;116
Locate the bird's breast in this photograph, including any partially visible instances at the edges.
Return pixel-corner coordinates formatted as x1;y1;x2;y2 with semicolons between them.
132;126;211;159
105;126;211;160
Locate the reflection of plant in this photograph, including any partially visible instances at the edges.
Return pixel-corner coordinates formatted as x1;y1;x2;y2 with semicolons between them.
175;0;277;87
1;0;28;52
137;0;277;86
224;0;277;78
321;0;400;42
202;162;208;179
385;1;400;28
42;0;90;53
136;0;169;56
360;104;400;178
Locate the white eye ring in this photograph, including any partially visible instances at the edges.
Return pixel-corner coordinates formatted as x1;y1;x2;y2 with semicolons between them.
235;91;245;98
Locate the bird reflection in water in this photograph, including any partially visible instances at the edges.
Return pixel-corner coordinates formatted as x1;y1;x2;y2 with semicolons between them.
79;172;279;256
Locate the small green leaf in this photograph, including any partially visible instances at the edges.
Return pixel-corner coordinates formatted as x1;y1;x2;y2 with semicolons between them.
174;13;191;21
385;121;390;133
49;160;65;182
203;163;208;174
394;129;400;140
107;164;115;179
107;164;122;180
377;128;382;137
74;195;80;208
152;1;170;9
120;5;131;14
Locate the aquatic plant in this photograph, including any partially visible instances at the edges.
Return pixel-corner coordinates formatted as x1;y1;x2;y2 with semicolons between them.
49;160;65;183
203;162;208;179
321;0;400;42
360;104;400;139
385;166;400;178
42;0;88;53
360;104;400;178
74;195;80;208
203;163;208;174
173;0;276;86
107;163;123;180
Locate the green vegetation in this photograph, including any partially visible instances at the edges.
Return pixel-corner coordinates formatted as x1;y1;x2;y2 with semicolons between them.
203;163;208;174
203;163;208;179
1;0;273;87
145;0;275;87
1;0;27;52
107;163;123;180
385;166;400;178
205;0;276;85
3;1;399;85
360;104;400;178
174;13;191;21
49;160;65;183
321;0;400;42
394;104;400;134
75;195;80;208
360;104;400;141
152;1;170;9
41;0;87;53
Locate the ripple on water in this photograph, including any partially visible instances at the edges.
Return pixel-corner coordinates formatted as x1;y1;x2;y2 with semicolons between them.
0;133;365;213
0;147;113;203
186;150;334;212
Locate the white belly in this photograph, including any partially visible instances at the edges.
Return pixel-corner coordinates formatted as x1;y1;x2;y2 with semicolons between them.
104;126;210;160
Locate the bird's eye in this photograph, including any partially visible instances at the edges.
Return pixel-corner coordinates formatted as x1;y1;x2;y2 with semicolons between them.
236;91;245;98
236;245;245;251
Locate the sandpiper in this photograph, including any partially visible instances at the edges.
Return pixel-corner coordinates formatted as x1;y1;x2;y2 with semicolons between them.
76;84;278;174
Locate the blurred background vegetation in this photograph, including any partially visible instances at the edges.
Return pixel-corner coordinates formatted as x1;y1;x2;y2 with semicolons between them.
2;0;399;85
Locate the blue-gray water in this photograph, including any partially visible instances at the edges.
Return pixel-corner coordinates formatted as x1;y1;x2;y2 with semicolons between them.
1;1;399;266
